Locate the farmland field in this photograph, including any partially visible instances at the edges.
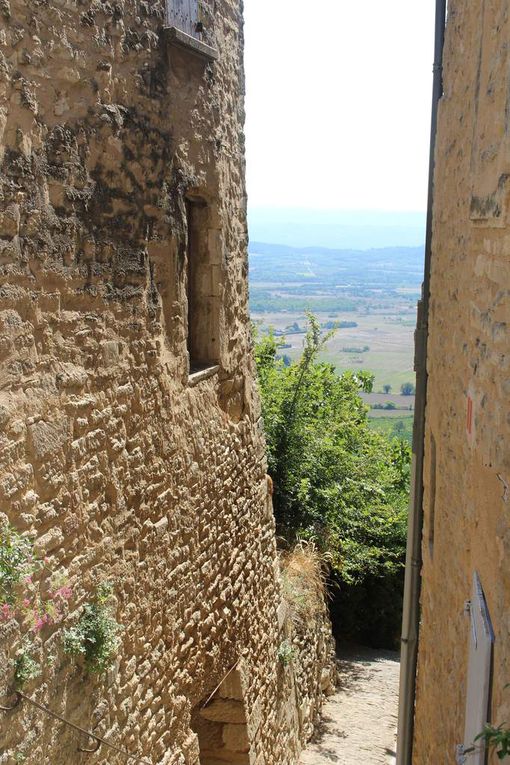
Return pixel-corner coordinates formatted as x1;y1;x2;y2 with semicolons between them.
368;415;414;445
253;310;417;392
249;240;422;393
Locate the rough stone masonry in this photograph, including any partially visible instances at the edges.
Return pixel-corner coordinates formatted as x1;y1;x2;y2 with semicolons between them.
0;1;333;763
413;0;510;761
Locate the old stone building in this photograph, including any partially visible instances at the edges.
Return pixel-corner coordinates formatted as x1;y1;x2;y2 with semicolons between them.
400;0;510;762
0;1;333;763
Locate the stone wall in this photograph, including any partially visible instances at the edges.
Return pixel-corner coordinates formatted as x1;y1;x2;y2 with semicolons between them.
414;0;510;760
0;1;332;763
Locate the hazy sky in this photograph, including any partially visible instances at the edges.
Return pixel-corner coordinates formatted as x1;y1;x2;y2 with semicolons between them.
244;0;435;212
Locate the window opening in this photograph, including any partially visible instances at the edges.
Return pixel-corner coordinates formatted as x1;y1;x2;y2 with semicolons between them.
185;198;220;375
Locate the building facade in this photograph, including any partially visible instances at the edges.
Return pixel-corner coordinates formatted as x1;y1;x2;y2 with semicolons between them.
412;1;510;762
0;1;332;763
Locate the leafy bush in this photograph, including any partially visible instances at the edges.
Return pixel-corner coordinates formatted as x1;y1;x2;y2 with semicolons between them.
0;526;36;606
277;639;296;666
63;583;122;674
476;724;510;760
13;641;40;688
255;315;410;647
400;382;415;396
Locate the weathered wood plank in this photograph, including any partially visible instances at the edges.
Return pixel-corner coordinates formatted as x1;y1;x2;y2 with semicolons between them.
167;0;199;39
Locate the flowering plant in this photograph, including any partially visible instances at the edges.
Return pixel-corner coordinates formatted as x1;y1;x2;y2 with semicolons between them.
1;526;122;684
1;524;73;633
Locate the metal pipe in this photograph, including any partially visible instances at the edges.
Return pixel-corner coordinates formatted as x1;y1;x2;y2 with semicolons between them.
396;1;447;763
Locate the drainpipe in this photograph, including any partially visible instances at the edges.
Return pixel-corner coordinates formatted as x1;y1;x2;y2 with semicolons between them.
396;1;446;764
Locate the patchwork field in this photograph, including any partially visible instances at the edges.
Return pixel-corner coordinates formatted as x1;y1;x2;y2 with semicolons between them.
249;240;422;394
368;415;414;445
253;310;417;392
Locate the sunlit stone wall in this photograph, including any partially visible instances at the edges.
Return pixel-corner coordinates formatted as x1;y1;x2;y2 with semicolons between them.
0;2;333;762
414;1;510;760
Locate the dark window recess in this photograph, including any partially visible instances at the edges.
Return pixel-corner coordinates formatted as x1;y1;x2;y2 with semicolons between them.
186;199;220;374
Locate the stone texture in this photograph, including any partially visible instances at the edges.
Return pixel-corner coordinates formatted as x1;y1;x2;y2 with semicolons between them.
0;1;334;763
413;0;510;761
201;700;247;725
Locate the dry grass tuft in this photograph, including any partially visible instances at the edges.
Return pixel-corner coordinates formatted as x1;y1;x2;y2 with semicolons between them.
280;541;329;627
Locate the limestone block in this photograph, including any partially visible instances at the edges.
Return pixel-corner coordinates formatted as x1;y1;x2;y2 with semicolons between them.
200;753;249;765
35;526;64;554
200;700;246;724
0;235;21;261
222;723;249;752
218;671;243;701
0;203;19;237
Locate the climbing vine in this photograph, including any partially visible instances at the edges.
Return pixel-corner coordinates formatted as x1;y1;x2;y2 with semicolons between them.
1;525;41;607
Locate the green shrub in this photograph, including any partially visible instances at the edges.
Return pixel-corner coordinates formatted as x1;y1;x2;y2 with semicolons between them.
255;315;410;648
400;382;415;396
277;640;296;666
63;583;122;674
13;642;40;688
0;526;37;606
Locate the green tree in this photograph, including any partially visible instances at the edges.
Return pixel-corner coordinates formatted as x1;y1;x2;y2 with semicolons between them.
255;317;411;646
401;382;416;396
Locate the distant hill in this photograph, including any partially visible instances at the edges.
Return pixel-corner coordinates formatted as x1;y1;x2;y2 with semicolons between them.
249;242;424;290
248;208;426;250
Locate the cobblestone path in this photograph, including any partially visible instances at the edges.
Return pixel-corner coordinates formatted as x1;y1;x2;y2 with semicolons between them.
301;645;400;765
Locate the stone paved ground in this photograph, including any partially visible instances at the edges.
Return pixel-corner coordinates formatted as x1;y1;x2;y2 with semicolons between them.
301;645;400;765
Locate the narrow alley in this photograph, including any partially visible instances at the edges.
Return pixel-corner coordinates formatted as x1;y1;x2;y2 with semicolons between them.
301;646;400;765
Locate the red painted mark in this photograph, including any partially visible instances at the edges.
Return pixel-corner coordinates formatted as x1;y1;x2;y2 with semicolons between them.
467;396;473;436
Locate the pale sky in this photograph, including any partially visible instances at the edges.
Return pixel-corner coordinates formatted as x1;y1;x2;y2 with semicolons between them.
244;0;435;212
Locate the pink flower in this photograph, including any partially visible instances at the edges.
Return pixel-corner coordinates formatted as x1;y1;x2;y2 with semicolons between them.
56;586;73;600
25;575;33;585
22;599;31;608
1;603;12;620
